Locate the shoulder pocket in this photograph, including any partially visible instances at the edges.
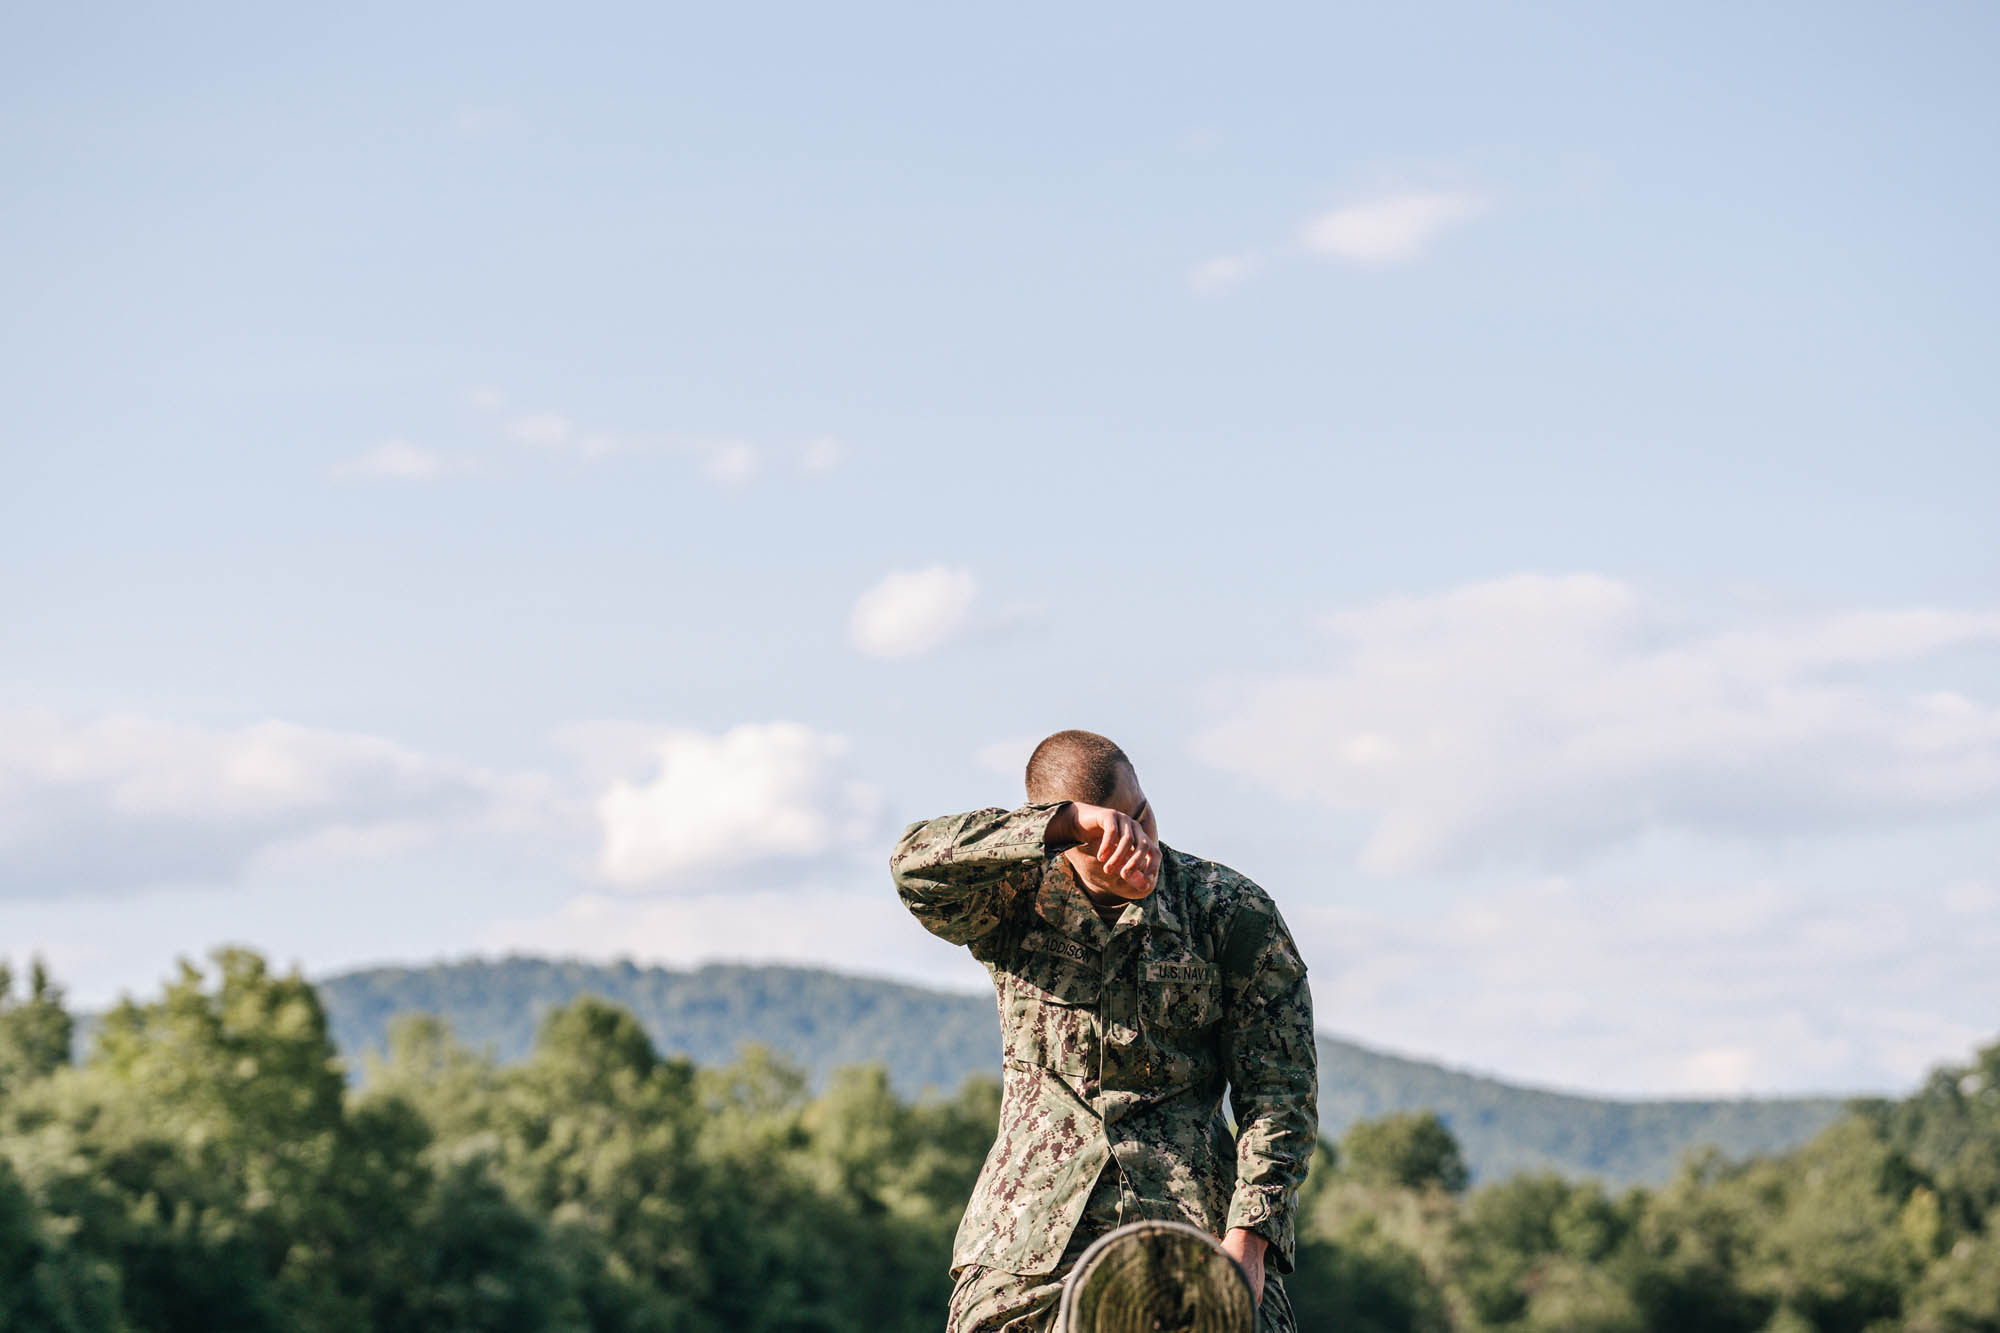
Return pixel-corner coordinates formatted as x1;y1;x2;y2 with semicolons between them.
1016;931;1102;1001
1003;935;1101;1074
1142;958;1222;1030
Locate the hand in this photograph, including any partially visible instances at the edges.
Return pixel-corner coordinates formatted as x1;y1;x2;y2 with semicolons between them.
1046;802;1159;894
1221;1227;1267;1305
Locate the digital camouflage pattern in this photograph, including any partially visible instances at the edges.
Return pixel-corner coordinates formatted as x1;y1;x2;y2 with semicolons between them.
890;803;1318;1299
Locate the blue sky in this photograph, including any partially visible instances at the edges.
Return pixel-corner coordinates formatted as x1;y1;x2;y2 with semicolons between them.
4;1;1996;1096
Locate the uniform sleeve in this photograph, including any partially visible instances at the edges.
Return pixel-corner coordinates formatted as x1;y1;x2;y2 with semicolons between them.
889;804;1071;950
1220;900;1318;1275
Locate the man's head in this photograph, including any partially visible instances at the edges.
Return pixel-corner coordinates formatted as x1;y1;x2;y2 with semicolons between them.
1026;729;1160;899
1026;729;1132;807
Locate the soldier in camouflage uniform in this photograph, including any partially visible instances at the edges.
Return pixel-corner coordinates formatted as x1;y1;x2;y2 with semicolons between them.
891;730;1317;1333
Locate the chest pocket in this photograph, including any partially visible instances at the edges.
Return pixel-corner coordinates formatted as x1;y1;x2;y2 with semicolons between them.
1142;957;1223;1031
1004;934;1101;1076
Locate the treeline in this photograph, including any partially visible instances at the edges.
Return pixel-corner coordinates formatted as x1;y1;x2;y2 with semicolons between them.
315;958;1004;1106
312;957;1846;1185
4;951;1998;1332
1291;1088;2000;1333
1;950;989;1332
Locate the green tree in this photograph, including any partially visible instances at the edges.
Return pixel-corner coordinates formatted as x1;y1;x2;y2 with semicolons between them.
1511;1257;1644;1333
1292;1136;1455;1333
0;958;74;1095
363;1001;699;1330
1290;1216;1451;1333
370;1155;592;1333
1625;1150;1772;1333
1737;1118;1930;1333
82;949;393;1330
1450;1172;1648;1330
0;1157;127;1333
1903;1204;2000;1332
11;947;1997;1333
1859;1039;2000;1229
1343;1111;1471;1193
3;950;441;1332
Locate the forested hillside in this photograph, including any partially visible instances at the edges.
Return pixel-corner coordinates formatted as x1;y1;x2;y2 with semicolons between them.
316;956;1842;1185
319;957;999;1097
6;951;1997;1332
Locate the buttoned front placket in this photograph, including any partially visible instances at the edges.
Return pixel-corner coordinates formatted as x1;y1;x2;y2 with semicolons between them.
1099;900;1147;1226
1088;854;1188;1228
1030;851;1195;1235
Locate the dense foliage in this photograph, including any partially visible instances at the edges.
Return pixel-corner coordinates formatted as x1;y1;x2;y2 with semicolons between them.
1287;1076;2000;1333
310;957;1844;1184
9;951;1997;1331
6;951;991;1332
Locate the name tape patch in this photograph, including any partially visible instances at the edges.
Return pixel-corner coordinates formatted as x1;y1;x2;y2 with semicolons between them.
1023;932;1096;965
1145;961;1221;985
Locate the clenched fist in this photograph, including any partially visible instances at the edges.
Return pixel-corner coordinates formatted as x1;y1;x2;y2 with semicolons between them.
1047;801;1159;897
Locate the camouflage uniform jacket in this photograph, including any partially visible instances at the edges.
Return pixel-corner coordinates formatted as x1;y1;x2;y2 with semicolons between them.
891;803;1317;1278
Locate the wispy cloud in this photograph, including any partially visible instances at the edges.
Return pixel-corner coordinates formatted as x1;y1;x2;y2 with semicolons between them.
700;440;759;486
1299;190;1488;265
1294;868;2000;1095
850;566;978;660
1188;252;1263;296
503;411;575;446
504;411;619;459
332;440;449;482
799;436;847;475
1187;188;1490;296
482;392;839;485
1195;575;2000;874
0;712;552;896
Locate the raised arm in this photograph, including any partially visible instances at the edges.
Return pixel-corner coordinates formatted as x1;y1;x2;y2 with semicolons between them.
1220;898;1318;1280
890;801;1159;950
889;804;1068;949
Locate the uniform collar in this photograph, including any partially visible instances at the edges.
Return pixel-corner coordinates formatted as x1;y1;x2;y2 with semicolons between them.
1139;847;1186;935
1036;847;1184;945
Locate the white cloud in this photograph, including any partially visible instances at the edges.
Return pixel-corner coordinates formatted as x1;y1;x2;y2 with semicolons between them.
487;398;839;484
1299;190;1488;265
1195;576;2000;874
506;412;574;446
701;440;759;486
334;440;448;482
595;722;885;887
0;712;547;896
799;436;847;475
1188;252;1263;296
504;412;619;459
551;720;691;790
850;566;978;660
1294;868;2000;1095
1943;878;1999;915
1186;188;1486;294
466;386;505;413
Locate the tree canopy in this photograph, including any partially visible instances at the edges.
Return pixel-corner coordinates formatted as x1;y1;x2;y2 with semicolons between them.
4;950;1996;1332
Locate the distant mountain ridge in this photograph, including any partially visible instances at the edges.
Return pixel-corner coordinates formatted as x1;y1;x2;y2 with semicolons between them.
316;956;1846;1186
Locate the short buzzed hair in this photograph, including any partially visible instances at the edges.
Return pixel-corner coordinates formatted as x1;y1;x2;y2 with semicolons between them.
1025;730;1133;805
